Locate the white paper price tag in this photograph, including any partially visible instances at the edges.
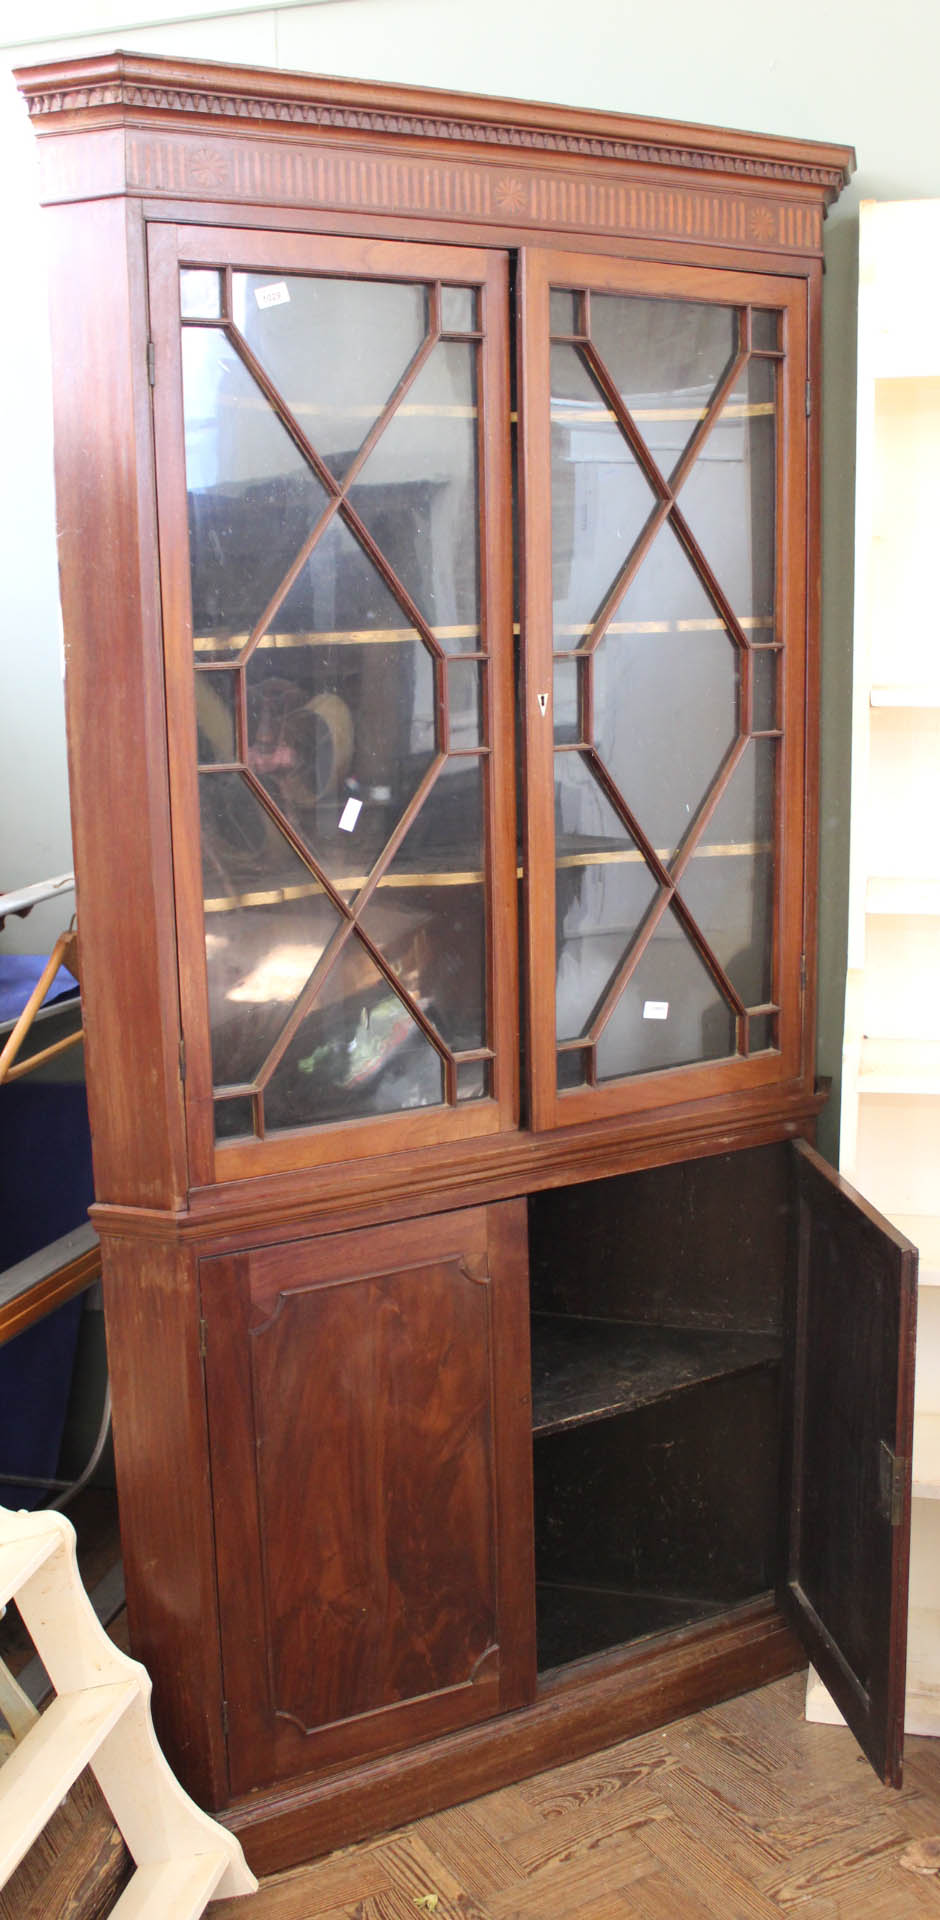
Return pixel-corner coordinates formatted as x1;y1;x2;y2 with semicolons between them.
642;1000;669;1021
338;798;363;833
255;281;290;309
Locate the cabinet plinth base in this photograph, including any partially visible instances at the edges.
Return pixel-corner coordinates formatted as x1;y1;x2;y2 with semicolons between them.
221;1598;804;1876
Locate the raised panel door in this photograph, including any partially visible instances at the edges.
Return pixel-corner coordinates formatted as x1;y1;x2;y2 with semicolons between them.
201;1201;534;1794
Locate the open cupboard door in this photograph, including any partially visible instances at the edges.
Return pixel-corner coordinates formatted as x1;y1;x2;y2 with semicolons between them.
782;1139;918;1784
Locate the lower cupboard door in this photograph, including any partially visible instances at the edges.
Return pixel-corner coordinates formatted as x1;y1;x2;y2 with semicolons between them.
201;1199;535;1795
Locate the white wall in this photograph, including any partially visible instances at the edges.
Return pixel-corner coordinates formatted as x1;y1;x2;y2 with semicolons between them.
3;0;940;1152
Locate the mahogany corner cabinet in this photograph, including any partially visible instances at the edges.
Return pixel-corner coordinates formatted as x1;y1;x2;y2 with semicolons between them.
18;52;917;1875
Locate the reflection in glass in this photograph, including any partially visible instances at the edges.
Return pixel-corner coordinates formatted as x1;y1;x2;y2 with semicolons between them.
550;289;581;336
264;937;444;1131
751;310;781;352
200;771;341;1088
447;660;483;749
214;1096;254;1140
359;759;487;1051
554;753;660;1041
195;670;237;763
550;345;656;649
456;1059;490;1102
590;294;737;473
557;1049;588;1091
244;514;437;888
441;286;478;334
678;740;777;1008
553;658;581;745
181;269;222;319
596;905;736;1079
748;1012;778;1053
346;341;480;647
232;272;428;482
752;648;779;731
675;357;776;621
182;329;329;656
593;521;739;856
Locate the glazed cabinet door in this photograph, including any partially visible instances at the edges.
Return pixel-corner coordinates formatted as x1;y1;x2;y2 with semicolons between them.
782;1140;917;1784
519;250;810;1129
201;1200;534;1795
147;225;517;1185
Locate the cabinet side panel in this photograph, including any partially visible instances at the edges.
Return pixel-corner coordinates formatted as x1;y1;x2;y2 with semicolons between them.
46;198;187;1209
101;1230;227;1805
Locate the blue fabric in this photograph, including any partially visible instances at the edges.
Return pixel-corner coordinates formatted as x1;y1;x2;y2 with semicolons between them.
0;954;80;1026
0;1071;94;1508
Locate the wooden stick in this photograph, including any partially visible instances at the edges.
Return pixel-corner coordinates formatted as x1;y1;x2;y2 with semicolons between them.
0;931;73;1086
1;1027;84;1084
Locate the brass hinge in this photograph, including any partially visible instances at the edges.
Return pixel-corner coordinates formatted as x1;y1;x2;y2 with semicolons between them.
805;379;812;418
198;1315;208;1361
178;1037;186;1085
880;1441;907;1528
146;340;156;387
800;952;807;996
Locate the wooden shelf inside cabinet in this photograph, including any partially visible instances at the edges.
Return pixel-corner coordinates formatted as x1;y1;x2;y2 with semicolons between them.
857;1038;940;1095
530;1314;781;1438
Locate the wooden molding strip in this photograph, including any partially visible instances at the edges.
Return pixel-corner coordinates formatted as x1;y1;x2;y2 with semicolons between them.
15;52;855;200
220;1596;804;1874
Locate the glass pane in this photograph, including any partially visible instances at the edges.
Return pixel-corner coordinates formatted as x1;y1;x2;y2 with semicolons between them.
677;739;777;1008
264;938;444;1131
200;771;341;1088
550;344;657;650
595;905;736;1079
675;357;776;624
195;670;237;764
555;753;660;1041
557;1048;588;1090
589;294;738;474
456;1058;489;1101
214;1096;254;1140
447;660;482;749
751;310;781;351
550;289;581;335
244;514;437;889
182;329;329;658
441;286;477;333
181;269;221;319
231;272;428;482
553;658;581;745
346;341;480;649
593;521;740;857
748;1012;778;1052
358;758;487;1051
752;649;779;731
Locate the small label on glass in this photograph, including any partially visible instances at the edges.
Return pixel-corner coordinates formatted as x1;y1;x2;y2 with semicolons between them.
643;1000;669;1020
255;281;290;310
338;797;362;833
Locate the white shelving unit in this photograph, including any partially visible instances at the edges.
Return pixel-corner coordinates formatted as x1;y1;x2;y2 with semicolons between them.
807;198;940;1741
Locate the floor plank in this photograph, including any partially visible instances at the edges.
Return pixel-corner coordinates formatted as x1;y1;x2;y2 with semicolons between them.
213;1674;940;1920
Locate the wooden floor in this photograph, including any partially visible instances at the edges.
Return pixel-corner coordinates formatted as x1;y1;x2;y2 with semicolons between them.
213;1676;940;1920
